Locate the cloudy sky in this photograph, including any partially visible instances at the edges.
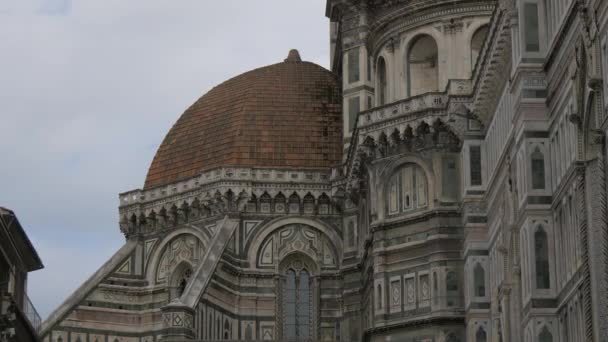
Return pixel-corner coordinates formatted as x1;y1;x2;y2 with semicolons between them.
0;0;329;319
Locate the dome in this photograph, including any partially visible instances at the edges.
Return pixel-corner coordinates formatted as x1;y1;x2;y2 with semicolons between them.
144;50;343;189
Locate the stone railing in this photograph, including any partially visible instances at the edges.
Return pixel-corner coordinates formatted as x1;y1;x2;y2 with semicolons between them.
357;92;449;128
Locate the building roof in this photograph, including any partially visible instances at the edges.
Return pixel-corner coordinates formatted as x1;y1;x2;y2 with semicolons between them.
0;207;43;272
144;50;343;189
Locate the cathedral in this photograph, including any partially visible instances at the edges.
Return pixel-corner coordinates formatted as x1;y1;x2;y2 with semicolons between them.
39;0;608;341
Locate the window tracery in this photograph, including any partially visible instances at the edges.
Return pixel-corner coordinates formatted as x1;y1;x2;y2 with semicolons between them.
387;164;428;216
281;257;314;340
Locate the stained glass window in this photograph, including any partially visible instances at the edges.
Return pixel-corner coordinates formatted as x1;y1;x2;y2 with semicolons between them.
283;269;311;339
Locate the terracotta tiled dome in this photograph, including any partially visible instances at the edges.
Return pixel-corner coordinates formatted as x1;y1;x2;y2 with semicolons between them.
144;50;343;189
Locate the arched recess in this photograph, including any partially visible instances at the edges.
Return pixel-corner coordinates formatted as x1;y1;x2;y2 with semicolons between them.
378;156;436;219
470;25;489;70
407;34;439;96
255;224;339;271
168;261;193;301
386;163;429;216
377;56;388;105
246;217;342;268
146;228;208;284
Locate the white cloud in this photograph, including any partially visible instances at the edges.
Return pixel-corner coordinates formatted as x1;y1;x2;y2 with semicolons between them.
0;0;329;318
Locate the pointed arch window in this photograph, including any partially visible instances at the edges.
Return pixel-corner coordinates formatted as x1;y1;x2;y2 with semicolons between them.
473;263;486;297
539;326;553;342
535;226;550;289
283;269;311;340
476;326;487;342
224;319;231;339
531;147;546;189
377;57;387;105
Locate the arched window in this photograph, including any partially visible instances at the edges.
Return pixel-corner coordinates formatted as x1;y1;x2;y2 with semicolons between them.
387;164;428;216
531;147;546;189
539;326;553;342
476;326;487;342
377;57;387;105
471;26;489;70
177;268;192;297
283;269;311;339
170;263;193;301
474;263;486;297
408;35;439;96
535;227;550;289
224;319;230;339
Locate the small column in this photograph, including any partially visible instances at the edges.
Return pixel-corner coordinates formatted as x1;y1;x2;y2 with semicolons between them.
160;304;196;341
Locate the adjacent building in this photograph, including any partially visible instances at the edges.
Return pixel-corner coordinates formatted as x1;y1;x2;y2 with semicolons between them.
1;207;44;342
40;0;608;341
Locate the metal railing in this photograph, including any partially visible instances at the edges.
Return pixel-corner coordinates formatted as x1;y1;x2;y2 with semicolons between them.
22;292;41;333
0;281;42;334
